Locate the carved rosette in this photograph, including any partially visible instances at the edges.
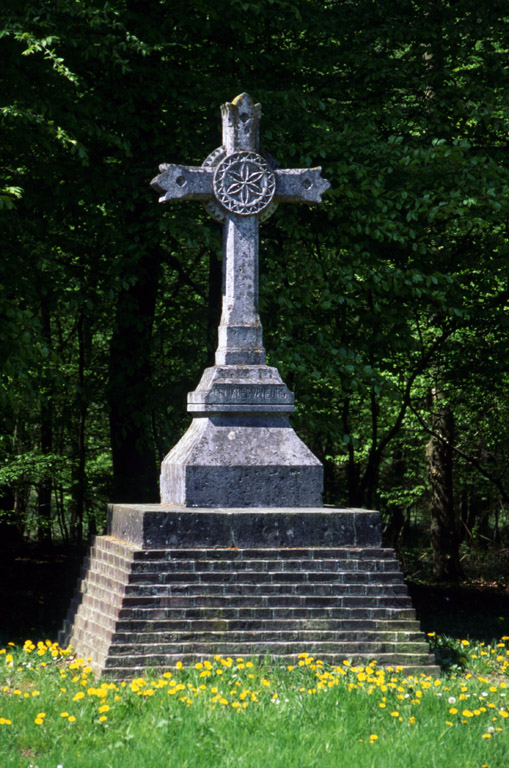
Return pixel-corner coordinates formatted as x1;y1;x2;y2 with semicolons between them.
213;151;276;216
202;147;278;222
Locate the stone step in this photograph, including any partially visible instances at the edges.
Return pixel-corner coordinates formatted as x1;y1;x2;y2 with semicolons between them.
106;641;431;661
115;605;417;621
104;659;440;680
123;582;409;598
82;558;408;584
81;567;408;594
110;629;428;646
88;548;404;575
70;612;429;651
65;586;418;622
93;537;398;562
125;570;407;585
102;647;436;669
84;560;407;588
114;617;422;633
78;569;412;603
70;618;437;676
118;594;412;609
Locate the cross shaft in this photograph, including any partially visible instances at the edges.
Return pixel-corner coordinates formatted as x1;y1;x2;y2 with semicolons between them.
151;93;330;366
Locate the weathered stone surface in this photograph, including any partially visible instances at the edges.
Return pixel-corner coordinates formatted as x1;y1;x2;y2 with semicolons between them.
60;535;438;679
107;505;380;548
150;92;330;370
187;365;294;412
159;415;322;507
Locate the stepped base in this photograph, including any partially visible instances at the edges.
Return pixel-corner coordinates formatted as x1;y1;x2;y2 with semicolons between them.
60;506;438;678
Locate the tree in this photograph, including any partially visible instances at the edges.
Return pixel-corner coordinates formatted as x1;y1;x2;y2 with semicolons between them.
1;0;507;569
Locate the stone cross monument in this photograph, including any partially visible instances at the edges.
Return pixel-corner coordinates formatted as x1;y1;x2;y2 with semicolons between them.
151;93;330;507
60;93;437;678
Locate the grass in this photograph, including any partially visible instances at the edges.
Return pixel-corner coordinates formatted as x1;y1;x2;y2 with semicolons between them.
1;638;509;768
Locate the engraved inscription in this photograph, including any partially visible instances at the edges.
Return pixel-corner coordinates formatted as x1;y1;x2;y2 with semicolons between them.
211;385;292;402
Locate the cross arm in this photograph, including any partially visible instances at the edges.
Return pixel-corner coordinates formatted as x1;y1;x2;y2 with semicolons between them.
274;167;331;204
150;164;214;203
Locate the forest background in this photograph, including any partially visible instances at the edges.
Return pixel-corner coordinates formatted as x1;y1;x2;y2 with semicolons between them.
1;0;508;588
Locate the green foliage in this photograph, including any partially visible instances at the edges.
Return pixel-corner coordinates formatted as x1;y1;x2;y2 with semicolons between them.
1;641;509;767
0;1;507;548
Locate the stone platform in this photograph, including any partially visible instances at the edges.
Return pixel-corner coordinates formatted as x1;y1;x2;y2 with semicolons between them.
59;506;438;678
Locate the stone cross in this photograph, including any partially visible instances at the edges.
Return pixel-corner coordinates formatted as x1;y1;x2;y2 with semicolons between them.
151;93;330;366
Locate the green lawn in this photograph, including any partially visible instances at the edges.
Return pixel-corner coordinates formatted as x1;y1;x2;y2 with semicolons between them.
1;637;508;768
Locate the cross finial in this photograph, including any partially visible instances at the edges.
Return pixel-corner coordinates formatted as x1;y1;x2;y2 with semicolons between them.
151;93;330;366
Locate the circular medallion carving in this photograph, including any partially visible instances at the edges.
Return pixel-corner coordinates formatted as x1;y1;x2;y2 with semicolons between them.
213;151;276;217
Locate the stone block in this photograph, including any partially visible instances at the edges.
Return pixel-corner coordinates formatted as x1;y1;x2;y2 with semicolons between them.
159;413;323;507
107;505;382;548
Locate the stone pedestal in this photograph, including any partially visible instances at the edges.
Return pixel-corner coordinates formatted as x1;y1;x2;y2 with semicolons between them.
59;505;438;678
160;365;323;507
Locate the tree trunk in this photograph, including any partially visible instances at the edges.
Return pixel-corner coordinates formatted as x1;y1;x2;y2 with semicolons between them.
70;310;89;543
37;294;53;547
426;394;461;580
108;242;160;503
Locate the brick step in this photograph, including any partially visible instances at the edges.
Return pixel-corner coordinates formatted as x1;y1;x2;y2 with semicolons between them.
69;620;437;676
76;566;411;598
125;570;406;585
117;594;412;610
116;605;417;621
82;562;407;588
126;559;402;575
114;617;422;633
70;612;429;653
94;537;397;562
102;646;435;669
67;620;437;677
107;640;431;659
110;629;428;645
88;548;403;576
81;567;409;596
75;574;411;608
65;589;418;623
105;658;439;680
121;582;408;598
85;558;404;584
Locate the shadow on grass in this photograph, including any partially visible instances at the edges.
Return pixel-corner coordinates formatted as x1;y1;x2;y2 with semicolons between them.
0;542;85;645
